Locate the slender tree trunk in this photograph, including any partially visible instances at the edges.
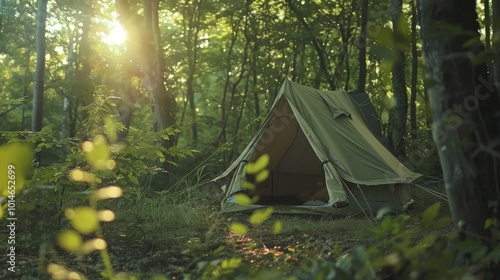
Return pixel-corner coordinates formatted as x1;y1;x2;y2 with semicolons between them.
389;0;408;157
343;29;351;91
116;0;176;143
356;0;368;93
32;0;48;132
218;16;241;142
286;0;335;90
493;0;500;92
185;0;201;145
21;44;31;131
484;0;491;52
74;0;93;138
62;36;75;138
418;0;500;241
410;1;418;139
0;0;3;36
117;81;137;140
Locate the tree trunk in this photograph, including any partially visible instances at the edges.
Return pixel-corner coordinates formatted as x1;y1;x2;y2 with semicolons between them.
32;0;48;132
484;0;491;52
0;0;3;36
356;0;368;93
493;0;500;92
116;0;176;146
117;80;137;140
389;0;408;157
286;0;335;90
410;0;418;139
218;15;242;142
418;0;500;241
62;35;75;138
185;0;201;145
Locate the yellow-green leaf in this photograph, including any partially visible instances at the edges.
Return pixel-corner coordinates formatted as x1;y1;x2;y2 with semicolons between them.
381;110;389;123
255;170;269;183
84;135;110;170
235;193;252;205
221;258;242;270
243;181;255;190
66;207;99;234
245;154;269;174
230;223;248;234
57;230;83;252
249;207;273;225
0;142;34;196
105;116;118;143
272;221;283;234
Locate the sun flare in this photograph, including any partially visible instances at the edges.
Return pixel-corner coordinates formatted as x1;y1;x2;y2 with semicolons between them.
103;23;127;45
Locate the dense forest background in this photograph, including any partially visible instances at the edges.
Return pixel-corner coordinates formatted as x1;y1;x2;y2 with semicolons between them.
1;0;500;278
0;0;432;171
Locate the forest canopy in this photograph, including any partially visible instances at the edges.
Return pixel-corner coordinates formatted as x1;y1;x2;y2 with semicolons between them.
1;0;500;278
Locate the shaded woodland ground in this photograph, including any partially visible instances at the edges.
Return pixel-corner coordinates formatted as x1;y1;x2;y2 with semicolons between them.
1;179;452;279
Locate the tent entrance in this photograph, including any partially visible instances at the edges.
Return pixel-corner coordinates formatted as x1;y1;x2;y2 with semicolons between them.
245;102;328;205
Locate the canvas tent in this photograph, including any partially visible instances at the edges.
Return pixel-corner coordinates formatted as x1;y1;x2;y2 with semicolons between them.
349;92;382;139
213;80;421;215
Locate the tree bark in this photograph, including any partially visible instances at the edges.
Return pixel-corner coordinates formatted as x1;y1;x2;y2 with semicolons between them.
418;0;500;241
286;0;335;90
389;0;408;157
0;0;3;36
410;0;418;139
32;0;48;132
356;0;368;93
217;11;244;143
185;0;201;145
116;0;176;145
493;0;500;92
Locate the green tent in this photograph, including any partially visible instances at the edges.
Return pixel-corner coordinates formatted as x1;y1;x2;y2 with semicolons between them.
214;80;421;215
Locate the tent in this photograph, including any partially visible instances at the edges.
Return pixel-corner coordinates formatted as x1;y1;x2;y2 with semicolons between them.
213;80;421;215
349;92;382;139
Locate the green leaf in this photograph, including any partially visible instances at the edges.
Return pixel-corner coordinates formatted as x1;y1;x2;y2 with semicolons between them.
221;258;242;270
272;221;283;234
376;206;392;219
249;207;273;225
84;135;110;170
0;142;34;196
66;207;99;234
105;116;118;143
246;154;269;174
230;223;248;234
421;202;441;231
485;218;496;229
212;245;225;255
255;170;269;183
235;193;252;205
57;229;83;252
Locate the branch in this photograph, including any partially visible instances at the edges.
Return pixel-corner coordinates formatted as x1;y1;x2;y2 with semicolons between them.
285;0;335;90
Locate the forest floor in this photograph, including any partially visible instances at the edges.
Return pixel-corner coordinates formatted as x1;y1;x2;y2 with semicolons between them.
9;183;450;279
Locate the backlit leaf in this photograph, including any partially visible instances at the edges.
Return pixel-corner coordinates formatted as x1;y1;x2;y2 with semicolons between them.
66;207;99;234
421;202;440;231
230;223;248;234
57;230;83;252
235;193;252;205
0;142;34;196
272;221;283;234
221;258;242;269
246;154;269;174
105;116;118;143
249;207;273;225
84;135;110;170
255;170;269;183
